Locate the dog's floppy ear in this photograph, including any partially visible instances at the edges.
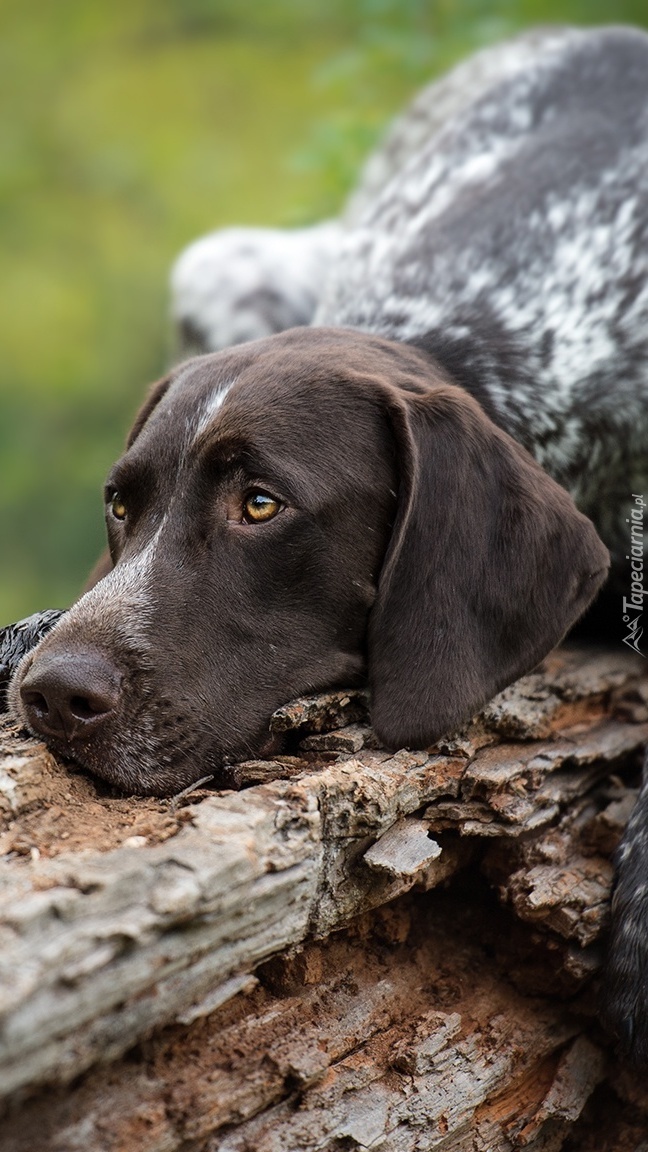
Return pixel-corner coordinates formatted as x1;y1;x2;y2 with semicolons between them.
126;374;172;448
368;383;609;748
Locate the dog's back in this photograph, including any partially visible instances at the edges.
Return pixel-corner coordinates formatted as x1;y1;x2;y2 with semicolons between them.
317;25;648;570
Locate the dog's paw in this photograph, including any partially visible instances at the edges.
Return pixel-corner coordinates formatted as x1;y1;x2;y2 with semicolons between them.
0;609;65;712
604;772;648;1064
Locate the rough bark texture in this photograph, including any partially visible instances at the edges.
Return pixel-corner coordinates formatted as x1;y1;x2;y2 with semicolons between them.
1;644;647;1151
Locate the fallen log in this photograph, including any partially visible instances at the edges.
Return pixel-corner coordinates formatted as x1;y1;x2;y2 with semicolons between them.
0;644;647;1150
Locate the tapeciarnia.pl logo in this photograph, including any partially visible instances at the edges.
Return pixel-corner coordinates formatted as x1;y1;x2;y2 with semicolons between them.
622;493;646;657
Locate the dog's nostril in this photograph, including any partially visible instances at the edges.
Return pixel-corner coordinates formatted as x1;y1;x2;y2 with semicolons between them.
21;689;50;719
69;694;112;721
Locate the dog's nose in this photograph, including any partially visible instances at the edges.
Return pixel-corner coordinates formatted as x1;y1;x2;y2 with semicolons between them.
20;650;121;741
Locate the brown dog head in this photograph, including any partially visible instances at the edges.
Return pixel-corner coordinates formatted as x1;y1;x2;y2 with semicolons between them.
9;328;609;794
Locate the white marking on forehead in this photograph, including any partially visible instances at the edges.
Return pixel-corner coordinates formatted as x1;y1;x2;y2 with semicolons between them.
191;381;235;441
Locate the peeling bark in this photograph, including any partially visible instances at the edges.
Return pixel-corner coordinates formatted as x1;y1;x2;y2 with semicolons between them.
0;644;646;1150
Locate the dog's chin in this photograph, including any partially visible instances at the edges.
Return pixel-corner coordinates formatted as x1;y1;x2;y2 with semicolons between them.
18;725;224;798
91;747;225;796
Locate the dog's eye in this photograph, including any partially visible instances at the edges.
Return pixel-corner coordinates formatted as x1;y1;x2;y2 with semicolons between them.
243;491;282;523
109;493;127;522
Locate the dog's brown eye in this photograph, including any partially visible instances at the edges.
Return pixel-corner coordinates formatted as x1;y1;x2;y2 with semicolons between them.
110;493;127;522
243;491;281;523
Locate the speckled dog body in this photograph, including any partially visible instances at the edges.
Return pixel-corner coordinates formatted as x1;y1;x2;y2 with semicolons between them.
317;25;648;571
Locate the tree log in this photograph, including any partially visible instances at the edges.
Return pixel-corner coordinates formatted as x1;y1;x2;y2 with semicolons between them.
0;644;647;1150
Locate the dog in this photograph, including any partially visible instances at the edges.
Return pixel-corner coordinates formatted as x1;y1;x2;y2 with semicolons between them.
9;326;608;792
7;25;648;1061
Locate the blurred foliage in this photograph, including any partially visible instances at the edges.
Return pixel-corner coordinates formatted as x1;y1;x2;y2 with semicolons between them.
1;0;647;620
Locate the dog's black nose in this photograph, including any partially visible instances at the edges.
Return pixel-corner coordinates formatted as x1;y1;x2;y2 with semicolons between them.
20;651;121;741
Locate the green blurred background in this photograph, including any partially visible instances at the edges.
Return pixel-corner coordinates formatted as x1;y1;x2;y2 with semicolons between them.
1;0;646;622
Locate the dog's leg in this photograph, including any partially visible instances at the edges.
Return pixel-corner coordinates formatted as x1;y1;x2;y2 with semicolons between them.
606;747;648;1064
0;609;65;713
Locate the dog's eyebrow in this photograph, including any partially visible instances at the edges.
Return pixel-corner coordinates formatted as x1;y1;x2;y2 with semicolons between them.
196;436;284;491
190;422;250;465
104;457;156;499
189;429;307;506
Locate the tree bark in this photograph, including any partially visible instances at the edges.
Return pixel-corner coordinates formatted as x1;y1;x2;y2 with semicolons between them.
0;644;647;1150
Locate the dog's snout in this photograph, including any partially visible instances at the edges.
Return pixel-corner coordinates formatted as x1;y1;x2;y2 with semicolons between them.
20;650;121;742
